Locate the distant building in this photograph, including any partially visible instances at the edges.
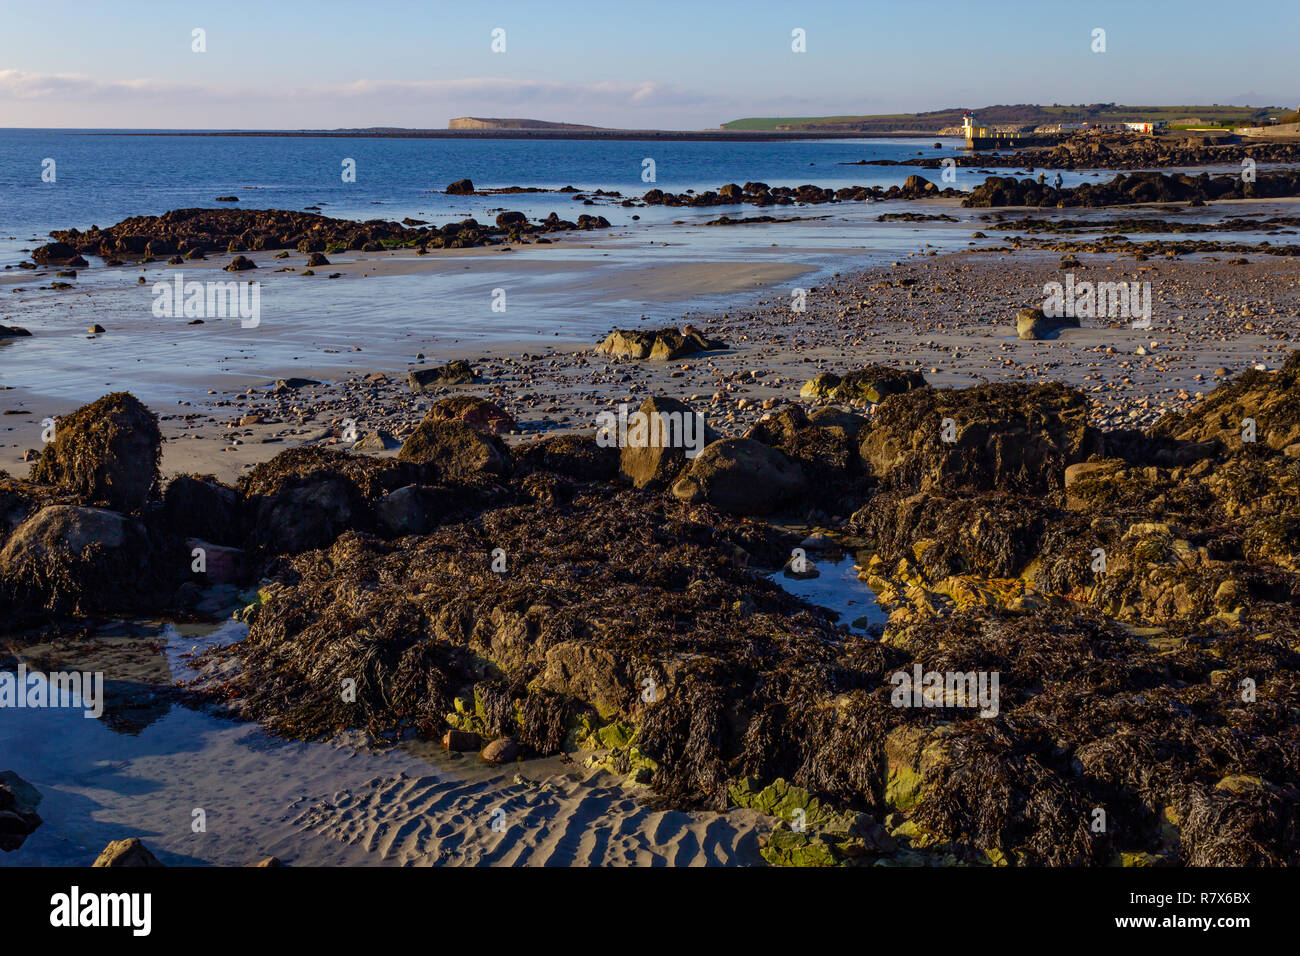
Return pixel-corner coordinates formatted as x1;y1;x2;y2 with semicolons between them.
962;112;1056;150
1123;121;1167;134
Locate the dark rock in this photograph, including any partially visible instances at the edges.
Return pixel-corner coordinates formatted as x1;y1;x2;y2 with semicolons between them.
407;360;481;391
163;474;241;546
0;771;42;852
374;484;445;536
671;438;809;515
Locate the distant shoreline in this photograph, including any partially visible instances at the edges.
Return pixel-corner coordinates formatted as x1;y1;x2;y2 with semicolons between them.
85;128;956;142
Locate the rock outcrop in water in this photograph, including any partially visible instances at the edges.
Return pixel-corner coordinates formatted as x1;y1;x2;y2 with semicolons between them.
40;206;611;264
964;169;1300;208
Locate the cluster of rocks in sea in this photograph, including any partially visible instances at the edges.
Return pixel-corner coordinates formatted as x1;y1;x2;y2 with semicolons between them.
3;350;1298;867
964;169;1300;209
31;206;612;266
639;175;957;207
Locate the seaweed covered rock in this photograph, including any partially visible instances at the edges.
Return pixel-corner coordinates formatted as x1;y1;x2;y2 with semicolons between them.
397;418;510;479
0;505;184;618
670;438;808;516
858;381;1099;495
30;392;162;512
1150;352;1300;457
746;404;868;489
199;488;892;805
595;327;727;361
882;608;1300;866
237;447;420;556
419;395;517;435
515;434;619;482
800;365;928;404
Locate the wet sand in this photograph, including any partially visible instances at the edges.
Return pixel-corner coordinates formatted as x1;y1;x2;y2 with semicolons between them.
6;208;1296;485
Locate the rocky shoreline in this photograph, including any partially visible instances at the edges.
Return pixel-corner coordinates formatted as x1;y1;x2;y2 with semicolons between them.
29;205;612;267
3;333;1298;865
852;130;1300;171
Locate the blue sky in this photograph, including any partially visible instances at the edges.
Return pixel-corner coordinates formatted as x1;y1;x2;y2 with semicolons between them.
1;0;1295;128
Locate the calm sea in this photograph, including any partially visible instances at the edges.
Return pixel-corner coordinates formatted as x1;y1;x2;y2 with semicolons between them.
0;129;971;247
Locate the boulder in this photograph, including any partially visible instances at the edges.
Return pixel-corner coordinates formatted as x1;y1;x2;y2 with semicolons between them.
746;405;866;481
162;475;241;546
616;396;716;490
0;505;182;616
420;396;517;435
397;418;510;479
274;377;320;392
352;430;402;452
185;539;245;586
236;447;419;556
0;770;43;852
1017;306;1080;341
858;381;1099;495
92;838;165;867
446;179;475;195
30;392;162;512
31;241;81;264
480;737;520;765
515;434;619;481
240;474;362;556
800;365;927;403
224;255;257;272
407;360;481;392
0;325;32;339
374;484;444;536
670;438;808;515
595;327;727;361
